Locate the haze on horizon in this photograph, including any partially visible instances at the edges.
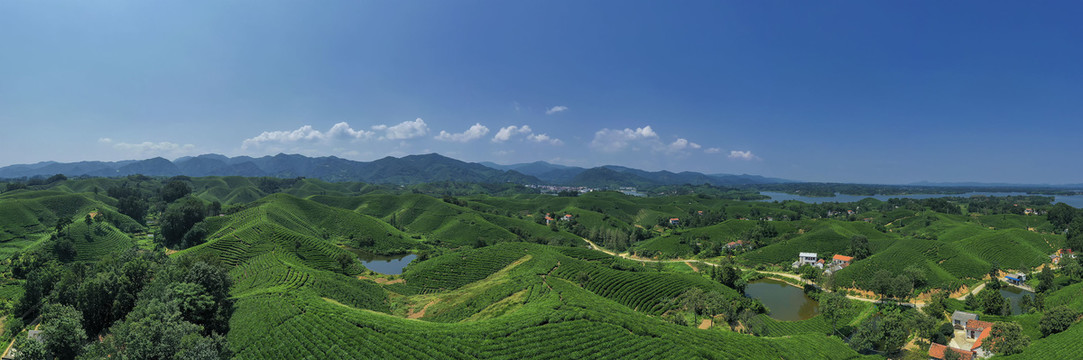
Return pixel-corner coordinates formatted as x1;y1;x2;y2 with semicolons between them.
1;1;1081;184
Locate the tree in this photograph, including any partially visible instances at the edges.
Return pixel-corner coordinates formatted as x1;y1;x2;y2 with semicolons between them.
878;312;909;353
848;235;871;260
818;292;849;336
987;321;1030;355
117;196;147;225
160;181;192;203
13;335;46;360
943;349;962;360
41;303;86;360
848;317;879;354
1048;203;1077;230
988;261;1001;279
903;266;927;289
1036;267;1056;293
978;286;1010;316
872;269;893;298
1069;217;1083;252
1039;306;1079;337
892;275;913;300
160;197;206;249
924;291;949;318
1061;256;1082;281
908;312;937;345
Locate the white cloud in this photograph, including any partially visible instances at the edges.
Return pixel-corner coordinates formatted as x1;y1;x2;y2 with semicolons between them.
243;120;429;149
728;150;759;160
327;122;375;141
243;125;326;149
111;141;196;157
704;147;722;154
492;125;533;142
545;106;568;115
373;118;428;140
590;126;659;152
667;138;701;153
98;138;113;144
435;123;490;142
527;133;563;145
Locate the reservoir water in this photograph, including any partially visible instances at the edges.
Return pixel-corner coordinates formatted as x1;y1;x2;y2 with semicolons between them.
744;278;819;321
1000;286;1035;315
355;251;417;275
758;191;1083;208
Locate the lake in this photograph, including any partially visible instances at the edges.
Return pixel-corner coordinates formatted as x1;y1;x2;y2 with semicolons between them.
1000;286;1035;315
744;278;819;321
758;191;1083;208
354;251;417;275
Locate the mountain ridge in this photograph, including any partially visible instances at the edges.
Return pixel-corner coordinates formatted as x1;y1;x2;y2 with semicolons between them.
0;153;790;186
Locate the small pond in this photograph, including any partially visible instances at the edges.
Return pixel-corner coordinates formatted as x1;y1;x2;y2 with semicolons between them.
354;251;417;275
1000;285;1035;315
744;278;819;321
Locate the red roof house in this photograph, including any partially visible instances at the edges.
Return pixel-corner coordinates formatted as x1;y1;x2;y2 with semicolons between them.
928;343;974;360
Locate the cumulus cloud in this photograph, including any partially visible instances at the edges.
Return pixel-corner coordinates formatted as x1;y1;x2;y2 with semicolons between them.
435;123;490;142
667;138;701;153
704;147;722;154
589;126;659;152
728;150;759;160
327;122;375;140
545;106;568;115
110;141;197;157
527;133;563;145
372;118;428;140
242;120;430;149
492;125;533;142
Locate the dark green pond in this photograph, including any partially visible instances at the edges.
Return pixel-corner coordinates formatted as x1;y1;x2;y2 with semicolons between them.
354;251;417;275
744;278;819;321
1000;286;1034;315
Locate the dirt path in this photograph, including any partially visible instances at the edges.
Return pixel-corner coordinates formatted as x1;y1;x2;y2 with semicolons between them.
685;261;699;272
357;275;405;285
407;300;438;319
697;318;712;329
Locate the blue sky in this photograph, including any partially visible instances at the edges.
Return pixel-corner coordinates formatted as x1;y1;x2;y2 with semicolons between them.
2;1;1081;184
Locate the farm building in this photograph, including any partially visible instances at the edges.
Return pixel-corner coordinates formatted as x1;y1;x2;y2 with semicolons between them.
725;240;745;249
928;343;974;360
966;320;993;339
831;254;854;268
952;311;978;329
1005;273;1025;286
669;218;680;225
793;252;822;268
562;214;573;221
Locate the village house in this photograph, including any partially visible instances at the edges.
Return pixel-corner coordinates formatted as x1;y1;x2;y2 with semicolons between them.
1051;249;1075;265
1024;208;1035;215
725;240;745;249
669;218;680;226
966;319;993;339
969;326;992;358
951;311;979;329
928;343;975;360
832;254;854;268
561;214;573;221
544;213;554;225
794;252;822;268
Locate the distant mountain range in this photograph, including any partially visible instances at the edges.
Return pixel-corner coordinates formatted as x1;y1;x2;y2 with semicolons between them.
476;161;791;187
0;153;791;187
